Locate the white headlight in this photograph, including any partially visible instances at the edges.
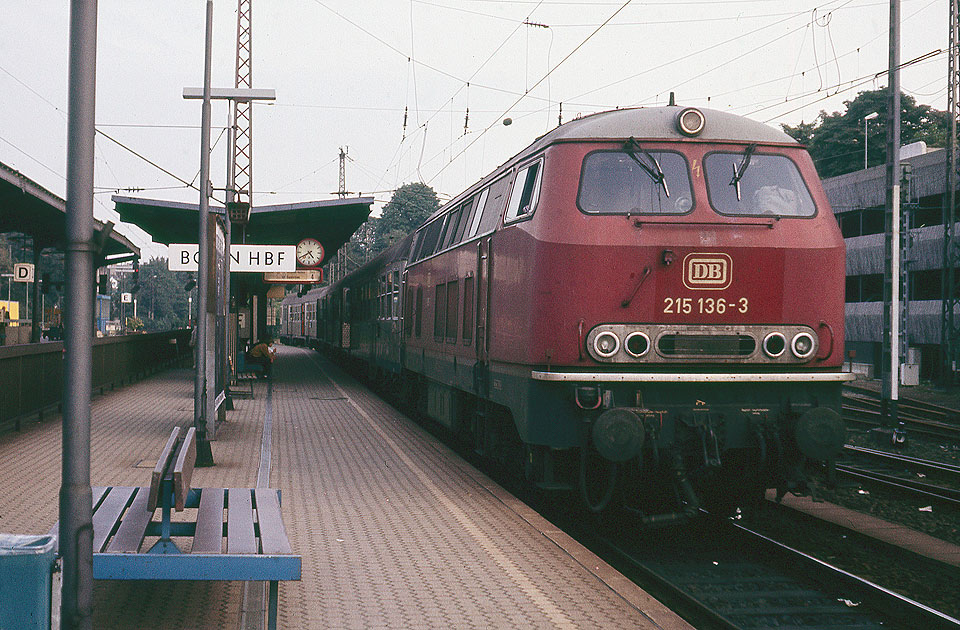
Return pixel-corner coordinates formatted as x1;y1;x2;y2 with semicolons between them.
791;332;816;359
676;107;705;137
593;331;620;358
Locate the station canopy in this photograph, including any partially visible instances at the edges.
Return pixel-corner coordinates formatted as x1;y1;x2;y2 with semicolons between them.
1;161;140;259
112;195;372;257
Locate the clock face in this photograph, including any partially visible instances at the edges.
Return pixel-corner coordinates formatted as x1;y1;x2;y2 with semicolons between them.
296;238;324;267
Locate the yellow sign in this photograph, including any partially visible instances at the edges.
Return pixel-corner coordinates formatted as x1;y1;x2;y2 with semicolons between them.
0;301;20;326
263;270;322;283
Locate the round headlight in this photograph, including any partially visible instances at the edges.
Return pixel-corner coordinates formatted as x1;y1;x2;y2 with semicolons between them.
676;107;705;137
593;331;620;358
791;332;816;359
624;332;650;358
762;332;786;358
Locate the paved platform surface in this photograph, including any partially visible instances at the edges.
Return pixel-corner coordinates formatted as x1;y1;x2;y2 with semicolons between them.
0;345;693;629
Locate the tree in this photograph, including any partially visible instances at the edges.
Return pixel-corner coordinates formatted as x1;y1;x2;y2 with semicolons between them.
372;182;439;253
134;258;193;332
781;90;950;179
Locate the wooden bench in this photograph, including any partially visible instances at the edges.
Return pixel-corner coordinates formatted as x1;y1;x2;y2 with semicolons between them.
53;427;300;629
237;352;265;379
229;355;256;399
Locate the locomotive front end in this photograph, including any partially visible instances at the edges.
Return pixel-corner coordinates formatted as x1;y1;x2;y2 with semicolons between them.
520;107;852;516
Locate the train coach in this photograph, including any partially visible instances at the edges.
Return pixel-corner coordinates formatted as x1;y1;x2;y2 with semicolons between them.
284;105;853;519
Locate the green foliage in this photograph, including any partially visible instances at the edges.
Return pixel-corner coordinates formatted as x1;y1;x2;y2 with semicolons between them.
372;182;439;253
133;258;195;332
781;90;950;179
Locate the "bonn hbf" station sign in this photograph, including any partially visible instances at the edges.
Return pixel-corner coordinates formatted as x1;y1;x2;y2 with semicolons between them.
169;244;296;273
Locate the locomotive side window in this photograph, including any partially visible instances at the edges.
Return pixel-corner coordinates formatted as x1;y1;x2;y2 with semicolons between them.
410;231;423;261
416;217;445;261
434;213;454;254
466;188;489;239
577;150;692;214
473;178;509;237
704;151;816;217
455;194;480;243
505;159;543;223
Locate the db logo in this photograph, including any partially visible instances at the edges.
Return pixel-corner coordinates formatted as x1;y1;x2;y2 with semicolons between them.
683;253;732;290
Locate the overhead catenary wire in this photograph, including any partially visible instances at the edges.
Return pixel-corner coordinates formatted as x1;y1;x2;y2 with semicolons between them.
425;0;634;186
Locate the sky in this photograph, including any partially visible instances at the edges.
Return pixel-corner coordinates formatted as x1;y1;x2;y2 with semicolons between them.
0;0;950;260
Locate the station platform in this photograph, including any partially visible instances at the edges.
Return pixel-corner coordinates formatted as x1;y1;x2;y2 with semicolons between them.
0;345;692;629
767;490;960;568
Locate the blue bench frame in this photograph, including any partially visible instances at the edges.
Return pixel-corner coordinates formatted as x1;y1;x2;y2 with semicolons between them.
53;428;300;629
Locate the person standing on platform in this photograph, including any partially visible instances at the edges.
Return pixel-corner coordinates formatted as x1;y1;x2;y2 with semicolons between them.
246;338;275;379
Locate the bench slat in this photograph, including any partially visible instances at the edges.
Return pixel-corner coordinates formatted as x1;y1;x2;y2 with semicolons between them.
255;489;292;555
193;488;225;553
148;427;181;511
227;488;257;554
106;487;152;553
91;486;110;509
92;487;137;553
173;427;197;511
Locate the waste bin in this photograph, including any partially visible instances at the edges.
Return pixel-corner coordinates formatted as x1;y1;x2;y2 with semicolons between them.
0;534;57;630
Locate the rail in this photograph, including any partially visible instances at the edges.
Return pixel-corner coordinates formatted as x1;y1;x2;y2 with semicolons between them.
0;329;191;430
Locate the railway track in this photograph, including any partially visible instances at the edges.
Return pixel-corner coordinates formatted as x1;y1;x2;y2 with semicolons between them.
842;386;960;441
592;513;960;629
835;445;960;509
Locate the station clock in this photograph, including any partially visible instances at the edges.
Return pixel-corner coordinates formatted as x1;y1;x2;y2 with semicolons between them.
296;238;324;268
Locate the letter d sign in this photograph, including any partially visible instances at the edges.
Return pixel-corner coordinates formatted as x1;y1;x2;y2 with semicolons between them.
14;263;34;283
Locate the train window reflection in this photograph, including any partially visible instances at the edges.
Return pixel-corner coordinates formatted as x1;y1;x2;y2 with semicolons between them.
578;151;692;215
704;152;816;217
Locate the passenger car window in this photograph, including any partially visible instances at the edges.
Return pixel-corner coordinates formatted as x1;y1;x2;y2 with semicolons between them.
704;151;816;217
505;160;543;222
578;150;692;215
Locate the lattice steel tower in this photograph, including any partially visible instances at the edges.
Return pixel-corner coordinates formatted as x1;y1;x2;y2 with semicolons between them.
230;0;254;214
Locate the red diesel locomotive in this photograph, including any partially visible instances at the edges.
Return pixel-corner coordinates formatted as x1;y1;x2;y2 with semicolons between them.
282;106;851;518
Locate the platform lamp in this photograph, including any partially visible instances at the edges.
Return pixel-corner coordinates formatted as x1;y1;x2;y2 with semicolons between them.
227;200;251;224
864;111;879;169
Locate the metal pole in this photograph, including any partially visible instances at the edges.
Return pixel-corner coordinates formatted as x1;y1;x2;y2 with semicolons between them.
224;107;236;413
31;245;41;343
60;1;97;627
942;0;959;384
881;0;901;427
194;0;215;465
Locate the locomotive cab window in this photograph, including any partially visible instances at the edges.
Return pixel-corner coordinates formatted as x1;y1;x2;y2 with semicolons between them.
504;159;543;223
704;151;816;217
577;150;693;214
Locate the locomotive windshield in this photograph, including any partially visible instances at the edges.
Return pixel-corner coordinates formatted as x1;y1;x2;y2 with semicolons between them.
578;150;693;215
704;151;816;217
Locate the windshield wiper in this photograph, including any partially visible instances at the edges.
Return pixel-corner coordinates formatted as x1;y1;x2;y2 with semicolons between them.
729;143;757;201
623;137;670;198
